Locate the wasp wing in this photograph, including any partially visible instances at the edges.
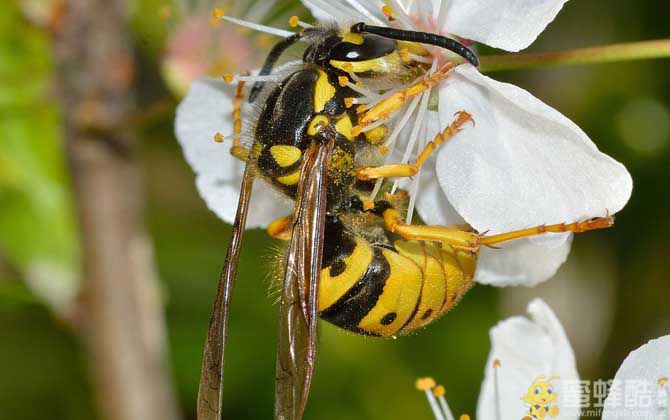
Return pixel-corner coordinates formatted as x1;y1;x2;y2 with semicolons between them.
197;161;255;420
274;140;333;420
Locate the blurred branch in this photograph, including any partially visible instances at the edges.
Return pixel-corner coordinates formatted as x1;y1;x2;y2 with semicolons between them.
479;39;670;72
53;1;181;420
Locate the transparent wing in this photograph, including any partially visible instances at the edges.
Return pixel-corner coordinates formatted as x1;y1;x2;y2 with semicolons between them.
197;161;255;420
274;140;333;420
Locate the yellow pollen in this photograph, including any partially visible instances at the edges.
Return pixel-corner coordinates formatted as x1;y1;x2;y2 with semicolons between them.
288;15;299;27
362;199;375;211
344;97;355;108
379;145;389;155
338;76;349;87
212;8;224;19
381;5;395;20
493;359;501;368
415;377;436;391
213;132;224;143
433;385;446;397
223;74;234;84
342;63;354;72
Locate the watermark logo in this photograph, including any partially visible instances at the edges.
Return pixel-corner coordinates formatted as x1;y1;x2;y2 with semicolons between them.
521;375;561;420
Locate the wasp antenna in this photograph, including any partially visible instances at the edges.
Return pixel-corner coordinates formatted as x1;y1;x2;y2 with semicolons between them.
350;22;479;67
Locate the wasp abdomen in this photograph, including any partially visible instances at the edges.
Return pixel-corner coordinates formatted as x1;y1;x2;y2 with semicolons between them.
318;219;476;337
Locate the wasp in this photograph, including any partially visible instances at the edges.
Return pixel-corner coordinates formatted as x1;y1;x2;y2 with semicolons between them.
198;20;613;420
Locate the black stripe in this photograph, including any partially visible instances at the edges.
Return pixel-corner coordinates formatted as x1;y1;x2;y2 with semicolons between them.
319;247;390;333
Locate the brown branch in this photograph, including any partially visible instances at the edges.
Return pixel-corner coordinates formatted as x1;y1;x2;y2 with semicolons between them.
53;1;182;419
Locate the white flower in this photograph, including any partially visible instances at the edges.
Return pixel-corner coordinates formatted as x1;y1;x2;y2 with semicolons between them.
174;0;632;285
418;299;580;420
601;335;670;420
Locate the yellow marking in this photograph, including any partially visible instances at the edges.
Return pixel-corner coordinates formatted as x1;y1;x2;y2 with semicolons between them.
338;76;349;87
416;377;436;391
288;15;299;27
318;238;373;311
364;125;388;145
314;69;336;113
267;216;291;240
335;115;355;141
270;145;302;168
438;246;475;311
397;40;428;56
399;48;411;63
276;170;301;186
357;249;422;336
329;51;400;74
395;241;447;330
307;115;330;136
342;32;364;45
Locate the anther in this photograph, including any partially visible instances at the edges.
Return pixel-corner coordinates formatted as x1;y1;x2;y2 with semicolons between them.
288;15;299;27
338;76;349;87
212;8;224;19
223;74;234;83
416;377;436;391
433;385;446;397
213;132;226;143
344;97;355;108
460;415;471;420
381;5;395;21
362;199;375;211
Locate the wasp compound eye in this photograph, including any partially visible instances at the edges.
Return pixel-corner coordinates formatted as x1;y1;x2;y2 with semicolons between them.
350;22;479;67
328;34;397;62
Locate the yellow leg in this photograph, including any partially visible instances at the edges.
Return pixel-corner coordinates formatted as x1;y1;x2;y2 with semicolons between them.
351;62;457;136
479;215;614;247
382;208;479;250
356;111;473;181
381;208;614;250
267;215;292;240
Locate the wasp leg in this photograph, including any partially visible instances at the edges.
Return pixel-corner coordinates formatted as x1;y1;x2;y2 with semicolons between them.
356;111;473;181
479;214;615;247
381;208;480;251
352;62;457;136
381;207;614;250
229;79;250;162
267;215;292;240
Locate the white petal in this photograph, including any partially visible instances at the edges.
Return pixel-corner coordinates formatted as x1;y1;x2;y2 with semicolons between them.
175;78;290;227
475;235;572;287
477;299;579;420
438;0;568;52
434;66;631;283
602;335;670;420
301;0;385;24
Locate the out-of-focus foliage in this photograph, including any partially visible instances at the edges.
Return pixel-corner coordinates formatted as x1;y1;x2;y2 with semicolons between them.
0;0;668;419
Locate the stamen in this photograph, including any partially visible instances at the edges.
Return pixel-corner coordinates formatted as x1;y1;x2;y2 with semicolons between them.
369;94;421;200
346;81;380;99
381;5;395;22
434;386;456;420
659;377;669;389
338;76;350;87
343;0;385;25
493;359;502;420
409;53;433;64
416;377;446;420
213;132;230;143
288;15;313;29
459;416;471;420
214;13;294;38
344;97;355;108
224;73;284;83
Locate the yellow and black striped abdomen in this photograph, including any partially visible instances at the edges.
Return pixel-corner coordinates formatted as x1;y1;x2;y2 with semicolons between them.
318;219;477;337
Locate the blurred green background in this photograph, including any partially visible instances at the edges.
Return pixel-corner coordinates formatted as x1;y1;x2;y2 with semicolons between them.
0;0;668;419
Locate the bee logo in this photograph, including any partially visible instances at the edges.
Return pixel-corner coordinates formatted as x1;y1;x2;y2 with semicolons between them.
521;375;561;420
